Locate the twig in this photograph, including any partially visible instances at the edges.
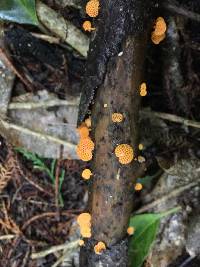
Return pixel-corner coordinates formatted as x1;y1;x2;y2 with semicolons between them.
21;210;79;230
0;118;77;152
136;181;198;214
8;98;79;110
31;239;79;259
0;234;15;240
141;109;200;129
0;48;33;91
164;1;200;22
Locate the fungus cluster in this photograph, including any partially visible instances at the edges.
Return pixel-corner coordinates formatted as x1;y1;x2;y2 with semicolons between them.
94;241;106;255
151;17;167;45
140;82;147;96
76;123;94;161
112;113;124;123
115;144;134;165
86;0;100;18
77;213;92;238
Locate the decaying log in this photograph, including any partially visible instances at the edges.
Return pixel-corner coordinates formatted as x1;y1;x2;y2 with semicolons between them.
79;0;154;266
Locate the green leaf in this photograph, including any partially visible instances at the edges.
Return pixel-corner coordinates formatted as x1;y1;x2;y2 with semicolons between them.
128;207;181;267
0;0;38;25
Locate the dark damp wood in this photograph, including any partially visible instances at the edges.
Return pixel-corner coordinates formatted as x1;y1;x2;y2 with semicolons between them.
79;34;149;267
79;0;154;265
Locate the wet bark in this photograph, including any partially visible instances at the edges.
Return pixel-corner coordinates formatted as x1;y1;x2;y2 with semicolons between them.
79;0;154;266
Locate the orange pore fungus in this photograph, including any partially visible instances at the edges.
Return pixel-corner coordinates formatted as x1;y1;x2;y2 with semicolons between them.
83;20;95;32
77;213;92;238
112;113;124;123
82;168;92;180
154;17;167;36
115;144;134;164
76;137;95;161
135;183;143;191
86;0;99;18
151;17;167;45
127;226;135;235
94;241;106;255
140;82;147;96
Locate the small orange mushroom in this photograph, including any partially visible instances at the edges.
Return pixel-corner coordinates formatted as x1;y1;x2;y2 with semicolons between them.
83;20;95;32
82;168;92;180
112;113;124;123
76;148;93;162
94;241;106;255
115;144;134;164
77;213;92;238
135;183;143;191
86;0;99;18
127;226;135;235
140;82;147;96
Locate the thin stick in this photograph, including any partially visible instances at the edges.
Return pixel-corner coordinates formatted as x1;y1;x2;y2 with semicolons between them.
21;210;78;230
136;182;198;214
8;98;80;110
0;234;15;240
164;1;200;22
31;239;79;259
141;109;200;129
0;119;77;152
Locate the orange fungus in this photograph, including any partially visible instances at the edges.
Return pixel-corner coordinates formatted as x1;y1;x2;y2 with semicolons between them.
151;17;167;45
77;213;92;238
94;241;106;254
127;226;135;235
112;113;124;123
83;21;95;32
135;183;143;191
115;144;134;164
86;0;99;18
82;168;92;180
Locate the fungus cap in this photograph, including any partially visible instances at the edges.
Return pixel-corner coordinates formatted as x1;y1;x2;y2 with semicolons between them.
77;213;91;224
112;113;124;123
82;168;92;180
86;0;99;18
135;183;143;191
83;20;95;32
127;226;135;235
94;241;106;255
138;144;144;150
154;17;167;36
115;144;134;164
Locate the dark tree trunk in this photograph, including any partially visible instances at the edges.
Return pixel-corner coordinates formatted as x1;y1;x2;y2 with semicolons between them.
79;0;154;266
